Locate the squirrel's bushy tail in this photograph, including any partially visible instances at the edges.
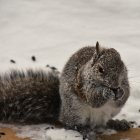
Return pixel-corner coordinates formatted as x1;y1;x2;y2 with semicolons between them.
0;69;60;124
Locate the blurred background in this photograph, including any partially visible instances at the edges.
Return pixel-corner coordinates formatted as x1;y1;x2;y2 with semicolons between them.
0;0;140;130
0;0;140;75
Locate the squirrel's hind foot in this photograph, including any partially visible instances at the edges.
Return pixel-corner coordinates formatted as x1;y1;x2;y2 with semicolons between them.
106;119;131;131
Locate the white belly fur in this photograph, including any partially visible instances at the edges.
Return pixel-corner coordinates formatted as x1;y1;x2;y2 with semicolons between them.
78;101;121;128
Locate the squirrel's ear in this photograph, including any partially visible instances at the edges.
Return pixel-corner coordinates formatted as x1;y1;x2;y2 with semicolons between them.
91;41;101;66
95;41;101;55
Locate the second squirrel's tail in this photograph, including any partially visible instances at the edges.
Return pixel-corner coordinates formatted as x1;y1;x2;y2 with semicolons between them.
0;69;61;124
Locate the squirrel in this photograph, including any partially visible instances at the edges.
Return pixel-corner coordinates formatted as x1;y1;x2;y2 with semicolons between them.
0;42;131;139
59;42;131;139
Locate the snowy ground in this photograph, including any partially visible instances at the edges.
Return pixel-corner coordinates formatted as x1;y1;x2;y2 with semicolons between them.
0;0;140;140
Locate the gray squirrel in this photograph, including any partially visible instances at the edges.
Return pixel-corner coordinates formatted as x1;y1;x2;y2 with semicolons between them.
59;42;130;139
0;42;130;139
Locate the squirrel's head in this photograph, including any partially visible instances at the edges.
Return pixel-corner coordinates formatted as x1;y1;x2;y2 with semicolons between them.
82;42;126;89
79;42;129;106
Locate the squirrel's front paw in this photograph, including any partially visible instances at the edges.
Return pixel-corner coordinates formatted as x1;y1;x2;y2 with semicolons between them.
103;88;115;100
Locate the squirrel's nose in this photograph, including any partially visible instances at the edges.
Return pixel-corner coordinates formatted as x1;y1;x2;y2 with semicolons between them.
111;87;124;100
111;87;119;93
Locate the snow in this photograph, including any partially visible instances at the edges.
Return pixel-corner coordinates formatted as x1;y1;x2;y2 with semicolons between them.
0;0;140;140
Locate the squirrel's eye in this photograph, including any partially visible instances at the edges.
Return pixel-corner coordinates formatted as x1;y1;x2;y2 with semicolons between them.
98;66;104;73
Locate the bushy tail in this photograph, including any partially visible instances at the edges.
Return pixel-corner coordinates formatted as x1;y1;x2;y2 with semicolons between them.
0;69;61;124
